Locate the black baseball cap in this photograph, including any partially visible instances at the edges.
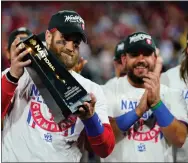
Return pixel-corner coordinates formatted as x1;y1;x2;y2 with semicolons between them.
124;32;156;54
8;27;32;51
48;10;87;43
113;40;126;61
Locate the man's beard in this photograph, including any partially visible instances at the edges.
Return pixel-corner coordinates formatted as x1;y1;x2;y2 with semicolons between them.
127;70;144;84
49;41;79;70
127;62;154;85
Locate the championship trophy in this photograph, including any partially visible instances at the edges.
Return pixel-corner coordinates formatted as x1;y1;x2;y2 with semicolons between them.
17;34;91;124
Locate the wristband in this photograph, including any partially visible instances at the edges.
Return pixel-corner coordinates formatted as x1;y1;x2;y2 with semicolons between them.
6;71;19;84
151;100;162;111
115;109;139;132
82;112;104;137
152;101;174;127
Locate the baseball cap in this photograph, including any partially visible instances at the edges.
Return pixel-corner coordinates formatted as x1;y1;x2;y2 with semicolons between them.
113;40;125;61
124;32;156;54
8;27;32;51
48;10;87;43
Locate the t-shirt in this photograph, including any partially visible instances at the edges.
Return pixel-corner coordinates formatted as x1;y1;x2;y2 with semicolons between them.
101;75;188;162
161;65;188;162
2;68;109;162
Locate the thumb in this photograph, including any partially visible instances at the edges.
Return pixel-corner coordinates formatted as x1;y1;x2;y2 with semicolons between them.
89;93;96;107
154;54;163;77
140;89;148;102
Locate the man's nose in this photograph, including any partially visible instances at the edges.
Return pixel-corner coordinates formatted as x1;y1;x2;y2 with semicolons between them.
65;41;74;52
137;54;145;60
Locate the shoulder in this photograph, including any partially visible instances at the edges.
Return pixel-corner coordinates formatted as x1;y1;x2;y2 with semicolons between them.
105;77;118;86
160;84;183;102
160;65;183;88
163;65;180;77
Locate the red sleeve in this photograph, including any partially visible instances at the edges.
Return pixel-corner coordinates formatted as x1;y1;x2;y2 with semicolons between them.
87;123;115;158
1;74;17;118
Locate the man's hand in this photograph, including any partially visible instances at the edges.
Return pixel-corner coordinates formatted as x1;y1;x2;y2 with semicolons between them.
154;48;163;76
136;89;149;117
143;72;161;107
9;37;31;79
73;57;87;73
76;93;96;120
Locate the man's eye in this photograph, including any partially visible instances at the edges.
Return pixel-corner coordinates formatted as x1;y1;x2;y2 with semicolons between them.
74;43;79;49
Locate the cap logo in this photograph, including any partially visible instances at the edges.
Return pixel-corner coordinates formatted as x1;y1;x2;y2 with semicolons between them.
17;27;27;32
129;33;151;44
64;15;84;24
82;24;85;30
146;38;152;45
117;42;124;51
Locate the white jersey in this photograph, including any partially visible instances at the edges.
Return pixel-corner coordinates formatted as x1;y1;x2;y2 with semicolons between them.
2;68;109;162
161;65;188;162
101;76;188;162
104;77;118;88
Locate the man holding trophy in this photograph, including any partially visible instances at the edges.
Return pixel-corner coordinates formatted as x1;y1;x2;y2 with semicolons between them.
1;10;115;162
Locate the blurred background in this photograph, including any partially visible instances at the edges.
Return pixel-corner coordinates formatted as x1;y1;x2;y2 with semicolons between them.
2;1;188;84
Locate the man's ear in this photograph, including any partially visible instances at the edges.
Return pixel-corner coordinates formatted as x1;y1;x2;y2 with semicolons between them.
45;30;52;47
5;46;11;61
121;54;127;67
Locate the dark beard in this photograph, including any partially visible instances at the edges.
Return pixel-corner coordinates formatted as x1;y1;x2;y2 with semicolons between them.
127;70;144;84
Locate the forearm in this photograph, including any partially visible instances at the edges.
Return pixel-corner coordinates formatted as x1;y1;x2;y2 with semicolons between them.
82;113;115;158
152;100;188;147
110;107;146;143
160;119;187;147
1;73;17;118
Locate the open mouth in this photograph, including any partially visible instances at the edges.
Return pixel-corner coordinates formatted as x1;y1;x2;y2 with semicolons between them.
135;66;147;69
134;66;148;74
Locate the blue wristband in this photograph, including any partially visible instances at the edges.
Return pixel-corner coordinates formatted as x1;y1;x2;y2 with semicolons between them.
115;109;139;132
152;101;174;127
82;112;104;137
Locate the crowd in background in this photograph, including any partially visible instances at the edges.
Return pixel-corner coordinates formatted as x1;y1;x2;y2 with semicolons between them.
2;1;188;84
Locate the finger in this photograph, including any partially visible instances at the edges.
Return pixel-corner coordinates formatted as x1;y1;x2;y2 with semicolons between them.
155;48;160;56
17;49;30;61
83;102;90;108
78;58;87;69
83;59;88;66
11;37;21;49
89;93;96;107
79;57;84;62
143;78;154;87
11;37;22;53
140;89;148;100
144;72;158;84
144;82;153;90
154;55;163;76
12;44;26;59
19;59;31;67
79;107;86;113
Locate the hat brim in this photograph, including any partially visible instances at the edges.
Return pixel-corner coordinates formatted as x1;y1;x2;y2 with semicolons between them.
57;24;87;43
